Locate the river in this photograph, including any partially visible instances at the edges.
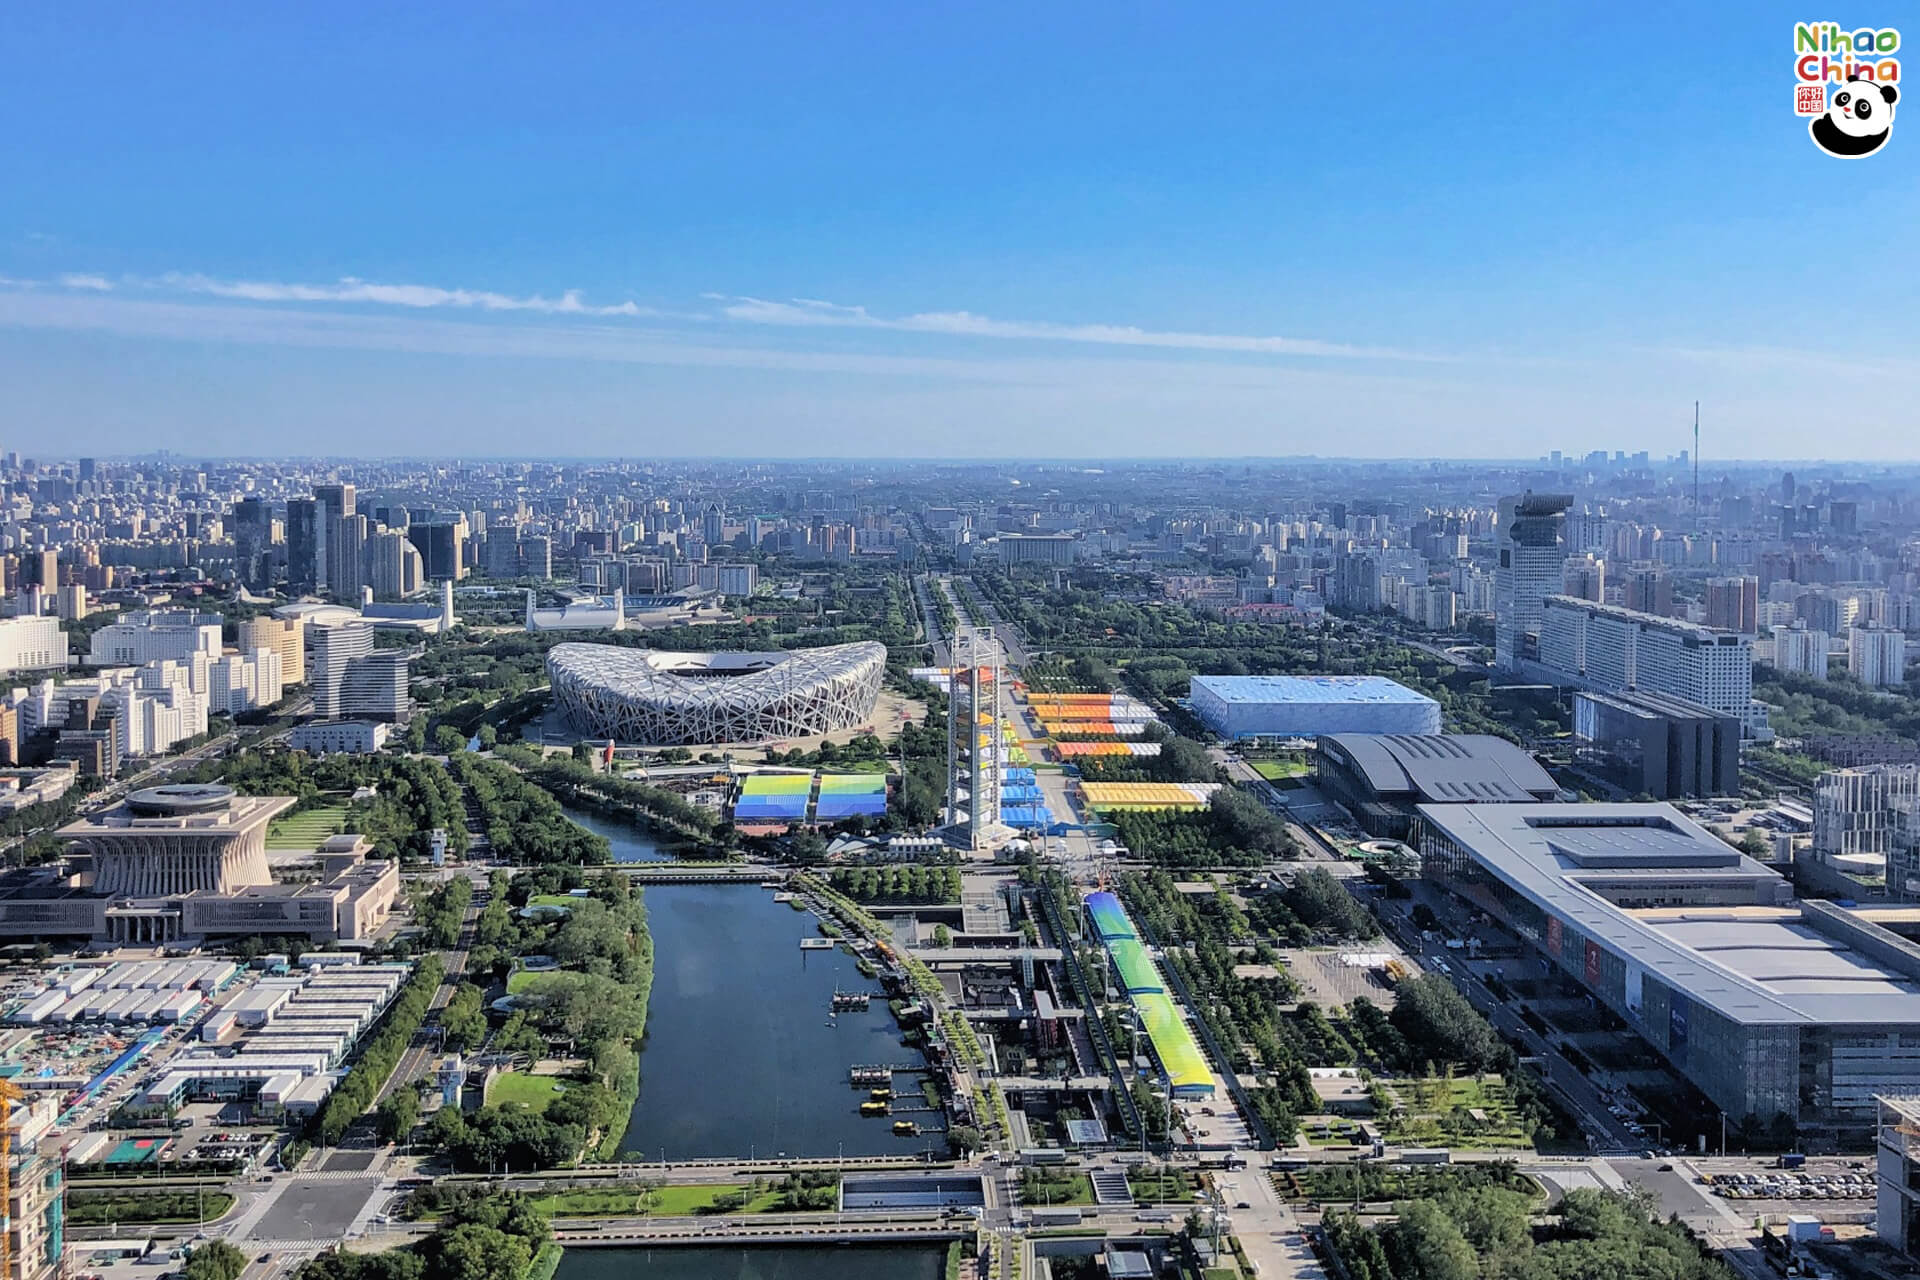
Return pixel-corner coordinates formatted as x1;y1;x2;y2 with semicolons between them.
552;1245;943;1280
563;801;671;861
560;806;932;1160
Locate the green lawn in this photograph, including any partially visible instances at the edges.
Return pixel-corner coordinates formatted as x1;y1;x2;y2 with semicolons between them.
266;804;349;850
1018;1174;1094;1206
1248;759;1308;781
489;1070;575;1113
67;1190;236;1226
1128;1169;1202;1203
529;893;581;908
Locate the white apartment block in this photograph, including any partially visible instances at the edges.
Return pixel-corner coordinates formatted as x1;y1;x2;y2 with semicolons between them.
1534;595;1768;738
0;615;67;676
208;647;286;714
1850;627;1908;688
1773;624;1831;679
87;609;222;667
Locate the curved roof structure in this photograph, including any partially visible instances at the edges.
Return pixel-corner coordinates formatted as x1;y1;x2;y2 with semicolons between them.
1317;733;1557;804
547;641;886;745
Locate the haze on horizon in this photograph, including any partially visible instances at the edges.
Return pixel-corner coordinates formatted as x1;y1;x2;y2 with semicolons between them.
1;2;1913;461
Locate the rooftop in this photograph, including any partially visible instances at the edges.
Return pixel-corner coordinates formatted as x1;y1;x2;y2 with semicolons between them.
1420;802;1920;1026
1319;733;1557;803
1192;674;1437;707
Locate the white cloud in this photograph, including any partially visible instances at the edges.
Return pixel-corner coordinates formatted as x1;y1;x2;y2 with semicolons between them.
58;273;113;291
154;272;653;317
717;294;1433;360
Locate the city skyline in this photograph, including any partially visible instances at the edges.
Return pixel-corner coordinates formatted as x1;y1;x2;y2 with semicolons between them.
3;1;1916;458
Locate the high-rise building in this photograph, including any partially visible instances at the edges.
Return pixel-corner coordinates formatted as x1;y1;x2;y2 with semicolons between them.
1850;627;1908;688
1619;564;1671;617
363;530;425;598
702;502;725;546
1535;596;1766;737
207;648;285;714
407;518;468;580
309;622;410;721
309;622;373;718
1705;575;1760;634
1772;623;1831;680
29;549;57;590
232;496;273;589
286;498;323;593
1562;555;1606;603
1493;492;1572;670
238;616;305;684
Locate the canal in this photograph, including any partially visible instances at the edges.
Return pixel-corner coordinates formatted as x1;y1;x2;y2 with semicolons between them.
563;807;932;1160
553;1245;944;1280
562;802;670;862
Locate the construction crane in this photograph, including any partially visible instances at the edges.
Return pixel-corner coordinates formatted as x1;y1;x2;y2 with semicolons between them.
0;1075;24;1280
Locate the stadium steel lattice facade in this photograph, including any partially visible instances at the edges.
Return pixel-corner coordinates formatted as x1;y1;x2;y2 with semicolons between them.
547;641;886;745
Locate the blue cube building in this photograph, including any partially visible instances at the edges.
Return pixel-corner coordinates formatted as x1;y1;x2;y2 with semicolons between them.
1189;675;1441;740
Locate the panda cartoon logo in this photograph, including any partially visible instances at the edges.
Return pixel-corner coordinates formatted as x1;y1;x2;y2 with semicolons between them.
1810;77;1897;157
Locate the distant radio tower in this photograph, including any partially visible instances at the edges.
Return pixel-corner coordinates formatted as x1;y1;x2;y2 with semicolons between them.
1693;401;1701;518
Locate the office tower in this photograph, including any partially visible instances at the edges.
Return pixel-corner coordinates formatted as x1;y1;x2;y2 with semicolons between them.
30;549;58;590
286;498;323;593
340;650;410;721
1536;596;1766;737
54;583;88;622
1705;575;1760;634
1849;627;1908;688
1813;765;1920;859
1772;624;1831;680
328;512;367;599
1493;492;1572;670
407;517;468;580
309;622;374;717
702;502;724;546
78;457;95;482
363;530;425;598
519;535;552;579
1829;500;1858;536
310;622;410;721
1562;555;1606;603
232;496;273;589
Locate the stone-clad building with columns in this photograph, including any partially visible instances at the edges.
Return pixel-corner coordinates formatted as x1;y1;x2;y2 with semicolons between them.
0;783;397;945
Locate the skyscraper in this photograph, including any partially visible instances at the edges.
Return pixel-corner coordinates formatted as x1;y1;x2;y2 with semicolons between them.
316;483;361;599
231;497;273;590
1494;492;1572;671
286;498;323;593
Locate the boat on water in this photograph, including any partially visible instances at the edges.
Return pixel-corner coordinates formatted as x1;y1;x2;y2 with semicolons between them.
892;1120;918;1136
860;1101;890;1116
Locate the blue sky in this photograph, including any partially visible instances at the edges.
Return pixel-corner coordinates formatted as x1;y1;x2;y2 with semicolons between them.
1;2;1913;459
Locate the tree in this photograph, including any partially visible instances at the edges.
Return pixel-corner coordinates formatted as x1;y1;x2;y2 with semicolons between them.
435;725;468;755
1379;1199;1476;1280
378;1088;421;1144
184;1241;248;1280
424;1223;531;1280
947;1124;982;1155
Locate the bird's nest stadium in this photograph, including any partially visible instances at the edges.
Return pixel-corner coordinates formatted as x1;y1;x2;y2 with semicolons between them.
546;641;887;745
